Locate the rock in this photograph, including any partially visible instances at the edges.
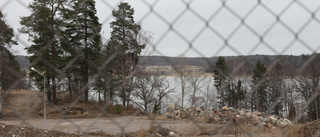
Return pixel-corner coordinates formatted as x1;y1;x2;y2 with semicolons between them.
166;113;175;119
180;112;187;119
195;108;202;113
214;116;220;122
200;106;205;111
239;110;246;116
174;109;180;115
269;116;278;125
276;118;291;127
258;122;266;126
169;131;176;137
156;133;162;137
212;108;216;112
283;118;292;125
174;104;181;110
262;118;270;122
244;113;251;118
229;107;235;112
199;111;206;117
235;115;246;124
222;106;229;111
253;111;262;116
207;112;215;119
168;104;174;110
266;122;274;129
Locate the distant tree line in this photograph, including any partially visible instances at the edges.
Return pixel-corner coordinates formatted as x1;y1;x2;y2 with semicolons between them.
212;54;320;121
138;54;320;77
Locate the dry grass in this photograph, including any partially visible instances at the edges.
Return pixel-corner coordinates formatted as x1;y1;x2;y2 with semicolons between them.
181;123;302;137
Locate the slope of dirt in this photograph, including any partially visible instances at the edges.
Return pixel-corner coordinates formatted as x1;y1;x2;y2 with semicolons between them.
3;90;42;118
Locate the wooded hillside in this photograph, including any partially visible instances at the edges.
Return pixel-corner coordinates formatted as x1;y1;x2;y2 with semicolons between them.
17;53;320;76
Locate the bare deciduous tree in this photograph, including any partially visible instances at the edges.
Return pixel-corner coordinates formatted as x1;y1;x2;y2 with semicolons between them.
188;71;205;106
132;75;156;114
154;76;175;113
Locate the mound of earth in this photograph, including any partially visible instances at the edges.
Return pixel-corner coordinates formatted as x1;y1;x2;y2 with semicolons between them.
299;119;320;137
3;90;99;119
3;90;42;119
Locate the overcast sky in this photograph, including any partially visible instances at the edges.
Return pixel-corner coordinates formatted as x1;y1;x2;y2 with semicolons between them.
1;0;320;57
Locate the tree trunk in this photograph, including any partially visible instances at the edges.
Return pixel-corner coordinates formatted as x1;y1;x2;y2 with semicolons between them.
51;0;57;105
46;76;51;102
52;76;57;104
122;53;126;106
144;103;148;114
84;2;89;102
98;89;101;102
67;71;72;100
104;90;107;104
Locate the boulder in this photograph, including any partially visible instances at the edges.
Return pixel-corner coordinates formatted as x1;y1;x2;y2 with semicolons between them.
229;107;235;112
214;116;220;122
283;118;292;125
258;122;267;126
244;113;251;119
166;113;175;119
222;106;229;111
262;118;270;122
169;131;176;137
266;122;275;129
200;106;206;111
252;111;262;116
180;112;187;119
276;118;291;127
269;116;278;125
195;108;202;113
235;115;246;124
239;110;246;116
174;104;181;110
173;109;181;115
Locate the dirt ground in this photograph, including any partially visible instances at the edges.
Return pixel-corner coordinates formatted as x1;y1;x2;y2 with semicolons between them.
0;90;318;137
0;90;208;136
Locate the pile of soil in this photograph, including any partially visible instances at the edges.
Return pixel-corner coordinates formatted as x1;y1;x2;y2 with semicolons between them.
299;119;320;137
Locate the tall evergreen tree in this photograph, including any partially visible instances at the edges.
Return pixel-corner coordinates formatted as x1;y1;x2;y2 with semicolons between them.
269;62;285;115
20;0;65;104
226;79;246;109
213;56;228;107
0;11;19;89
251;60;268;112
94;39;122;105
0;11;19;117
110;2;147;106
62;0;102;102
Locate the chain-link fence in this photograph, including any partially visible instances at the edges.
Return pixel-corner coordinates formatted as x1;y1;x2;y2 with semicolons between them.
0;0;320;136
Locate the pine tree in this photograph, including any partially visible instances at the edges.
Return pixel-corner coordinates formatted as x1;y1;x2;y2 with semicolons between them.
269;62;284;115
61;0;102;102
94;39;122;105
110;2;148;106
213;56;228;107
251;60;268;112
0;11;19;117
20;0;65;104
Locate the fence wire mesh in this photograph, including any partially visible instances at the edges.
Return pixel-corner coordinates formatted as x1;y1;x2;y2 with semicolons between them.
0;0;320;136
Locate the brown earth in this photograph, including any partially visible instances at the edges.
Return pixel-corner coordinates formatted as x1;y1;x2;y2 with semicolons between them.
3;90;43;119
0;90;315;137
